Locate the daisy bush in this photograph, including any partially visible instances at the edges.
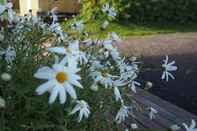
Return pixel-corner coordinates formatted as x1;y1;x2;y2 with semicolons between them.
0;2;178;131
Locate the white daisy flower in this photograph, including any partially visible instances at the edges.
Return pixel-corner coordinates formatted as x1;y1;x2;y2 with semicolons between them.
162;55;178;82
148;107;158;120
34;59;83;104
183;120;197;131
128;80;141;93
50;7;58;25
89;60;104;71
103;39;121;60
110;32;121;42
49;23;66;41
102;3;110;13
48;40;87;65
118;61;138;81
101;20;109;29
48;40;79;55
91;71;114;88
71;20;84;32
102;3;117;19
70;100;90;122
113;79;127;102
115;105;131;124
0;46;16;64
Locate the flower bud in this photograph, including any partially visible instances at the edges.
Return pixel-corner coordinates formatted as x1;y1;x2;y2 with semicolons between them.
0;34;4;41
131;123;138;129
0;97;5;108
101;20;109;30
130;57;137;62
90;83;98;91
1;73;12;81
145;81;153;90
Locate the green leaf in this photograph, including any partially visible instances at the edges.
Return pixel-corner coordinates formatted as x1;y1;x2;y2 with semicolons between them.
0;96;5;108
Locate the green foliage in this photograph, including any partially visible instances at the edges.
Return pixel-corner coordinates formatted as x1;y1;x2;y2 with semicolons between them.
80;0;117;21
120;0;197;24
63;19;197;39
0;23;57;131
81;0;197;24
0;16;126;131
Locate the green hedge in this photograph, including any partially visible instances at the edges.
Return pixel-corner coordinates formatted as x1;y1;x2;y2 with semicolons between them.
81;0;197;24
119;0;197;24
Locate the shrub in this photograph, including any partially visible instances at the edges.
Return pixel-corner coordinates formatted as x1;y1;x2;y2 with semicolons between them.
81;0;197;24
0;2;178;131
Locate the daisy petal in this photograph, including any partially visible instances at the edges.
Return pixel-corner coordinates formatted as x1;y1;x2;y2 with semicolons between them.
70;79;83;88
49;86;59;104
64;83;77;99
48;47;66;54
53;64;64;72
60;56;68;65
70;105;80;114
59;87;67;104
36;80;55;95
34;67;55;80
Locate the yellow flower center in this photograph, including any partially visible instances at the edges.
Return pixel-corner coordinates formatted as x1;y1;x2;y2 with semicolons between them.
56;72;68;83
102;72;108;77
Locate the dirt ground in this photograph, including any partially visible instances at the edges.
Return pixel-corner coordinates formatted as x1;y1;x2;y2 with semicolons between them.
117;32;197;115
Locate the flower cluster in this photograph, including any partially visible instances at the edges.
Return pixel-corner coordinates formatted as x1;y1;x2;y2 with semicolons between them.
0;1;179;129
31;10;143;123
161;55;178;82
102;3;117;19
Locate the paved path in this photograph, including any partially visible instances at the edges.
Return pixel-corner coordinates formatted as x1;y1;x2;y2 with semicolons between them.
118;32;197;57
117;32;197;115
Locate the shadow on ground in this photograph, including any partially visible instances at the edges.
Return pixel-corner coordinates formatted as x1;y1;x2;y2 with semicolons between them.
141;53;197;115
118;33;197;115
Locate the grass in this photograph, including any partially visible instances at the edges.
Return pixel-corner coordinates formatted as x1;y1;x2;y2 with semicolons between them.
74;20;197;38
0;0;5;4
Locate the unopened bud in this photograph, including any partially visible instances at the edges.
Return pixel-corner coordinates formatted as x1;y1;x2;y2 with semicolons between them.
90;83;98;91
1;73;12;81
130;57;137;62
101;20;109;30
0;97;5;108
145;81;153;90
